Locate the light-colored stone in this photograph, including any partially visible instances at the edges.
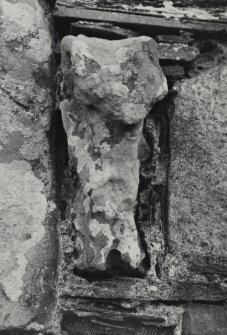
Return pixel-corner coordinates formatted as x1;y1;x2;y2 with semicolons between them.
60;35;167;272
165;63;227;281
0;0;58;330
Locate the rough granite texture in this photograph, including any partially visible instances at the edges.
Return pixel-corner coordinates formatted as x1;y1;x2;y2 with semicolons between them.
0;0;58;331
60;35;167;273
164;63;227;282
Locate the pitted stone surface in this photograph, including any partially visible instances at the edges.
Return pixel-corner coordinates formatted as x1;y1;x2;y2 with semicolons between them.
0;161;47;301
165;63;227;281
0;0;58;331
60;35;167;272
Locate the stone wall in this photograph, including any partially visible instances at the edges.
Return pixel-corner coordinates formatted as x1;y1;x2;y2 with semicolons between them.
0;1;227;334
0;0;59;331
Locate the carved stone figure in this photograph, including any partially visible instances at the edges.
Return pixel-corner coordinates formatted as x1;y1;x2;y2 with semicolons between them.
60;35;167;273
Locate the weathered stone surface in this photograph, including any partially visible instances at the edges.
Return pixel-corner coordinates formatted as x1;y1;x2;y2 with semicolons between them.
60;298;183;335
61;313;175;335
157;34;193;45
60;35;167;274
70;21;139;39
0;0;58;331
55;0;227;22
54;1;227;37
157;43;199;62
61;271;227;302
182;304;227;335
164;63;227;282
188;40;226;78
161;65;185;81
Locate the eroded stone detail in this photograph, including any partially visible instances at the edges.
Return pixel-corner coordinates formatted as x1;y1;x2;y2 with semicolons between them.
60;35;167;273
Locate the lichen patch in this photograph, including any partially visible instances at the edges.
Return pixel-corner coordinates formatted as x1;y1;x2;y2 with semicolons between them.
0;160;47;301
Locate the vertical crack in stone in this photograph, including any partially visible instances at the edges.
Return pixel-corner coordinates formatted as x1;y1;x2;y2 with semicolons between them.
58;34;168;278
137;90;176;279
48;109;69;199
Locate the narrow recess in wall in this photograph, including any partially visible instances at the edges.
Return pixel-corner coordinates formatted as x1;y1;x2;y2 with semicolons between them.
48;109;69;199
149;91;176;254
136;91;176;279
53;6;227;284
53;20;179;281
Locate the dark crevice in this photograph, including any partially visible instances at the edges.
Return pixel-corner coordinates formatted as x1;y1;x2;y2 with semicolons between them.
45;0;56;7
47;109;69;200
73;266;146;282
61;294;226;306
134;176;151;274
135;89;176;278
150;90;176;255
70;21;138;40
155;258;161;279
73;240;148;280
54;18;72;39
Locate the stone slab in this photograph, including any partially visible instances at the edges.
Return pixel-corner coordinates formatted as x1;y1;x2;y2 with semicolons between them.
165;63;227;283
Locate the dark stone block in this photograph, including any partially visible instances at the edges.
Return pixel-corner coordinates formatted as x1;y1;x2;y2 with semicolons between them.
61;311;175;335
182;304;227;335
